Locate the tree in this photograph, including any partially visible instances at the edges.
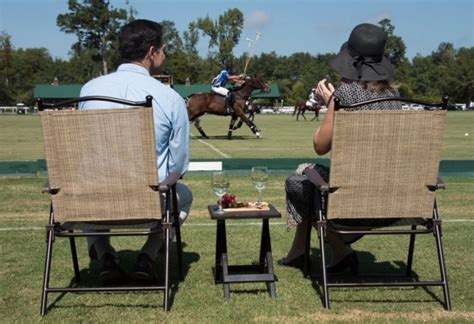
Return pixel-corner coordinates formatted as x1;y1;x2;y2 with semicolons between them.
10;48;56;104
443;47;474;104
195;8;244;64
379;18;407;68
410;54;442;101
181;22;204;83
57;0;130;75
0;32;14;104
159;20;185;79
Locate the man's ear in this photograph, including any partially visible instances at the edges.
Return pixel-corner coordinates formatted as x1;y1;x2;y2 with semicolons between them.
147;46;156;58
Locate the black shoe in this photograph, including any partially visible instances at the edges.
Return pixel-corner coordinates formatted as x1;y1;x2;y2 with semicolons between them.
131;253;156;281
277;255;305;269
326;252;359;274
98;253;125;282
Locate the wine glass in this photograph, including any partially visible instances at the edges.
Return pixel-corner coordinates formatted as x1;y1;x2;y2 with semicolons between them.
251;166;268;206
211;171;230;214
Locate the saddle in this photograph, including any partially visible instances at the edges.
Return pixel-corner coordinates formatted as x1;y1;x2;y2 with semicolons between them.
212;93;227;105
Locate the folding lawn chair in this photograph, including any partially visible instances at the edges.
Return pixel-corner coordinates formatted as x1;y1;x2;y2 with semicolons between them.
302;97;451;310
37;96;183;315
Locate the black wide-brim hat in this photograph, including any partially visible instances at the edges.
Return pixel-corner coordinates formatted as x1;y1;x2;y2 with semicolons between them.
330;23;395;81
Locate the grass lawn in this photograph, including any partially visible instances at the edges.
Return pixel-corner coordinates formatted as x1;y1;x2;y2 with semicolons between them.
1;110;473;321
1;111;473;161
1;174;473;322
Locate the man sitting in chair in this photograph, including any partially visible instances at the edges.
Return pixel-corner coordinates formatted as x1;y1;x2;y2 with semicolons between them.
79;19;192;282
211;63;244;116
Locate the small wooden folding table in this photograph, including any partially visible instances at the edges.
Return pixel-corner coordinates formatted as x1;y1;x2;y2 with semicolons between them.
208;204;281;299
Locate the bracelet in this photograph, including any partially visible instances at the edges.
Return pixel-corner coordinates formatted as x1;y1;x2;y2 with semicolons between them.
326;93;335;106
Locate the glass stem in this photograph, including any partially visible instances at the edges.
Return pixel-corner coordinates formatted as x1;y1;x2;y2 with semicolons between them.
218;196;223;212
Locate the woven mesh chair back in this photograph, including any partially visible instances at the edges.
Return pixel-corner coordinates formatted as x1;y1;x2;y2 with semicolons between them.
40;108;160;223
328;110;446;219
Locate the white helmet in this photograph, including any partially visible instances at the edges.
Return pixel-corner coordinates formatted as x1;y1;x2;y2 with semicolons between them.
311;88;316;92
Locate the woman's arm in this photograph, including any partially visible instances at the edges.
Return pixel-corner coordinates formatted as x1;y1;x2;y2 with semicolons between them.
313;79;335;155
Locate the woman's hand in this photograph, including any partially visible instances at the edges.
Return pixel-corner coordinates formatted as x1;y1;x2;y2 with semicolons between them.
313;78;336;155
316;79;335;106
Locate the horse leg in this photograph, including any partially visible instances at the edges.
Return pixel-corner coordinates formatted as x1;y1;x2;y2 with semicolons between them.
249;111;255;122
234;117;244;130
193;117;209;139
302;110;307;121
311;111;318;121
228;116;238;140
239;113;261;138
234;109;253;130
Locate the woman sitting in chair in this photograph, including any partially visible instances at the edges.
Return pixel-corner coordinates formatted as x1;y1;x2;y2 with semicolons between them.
279;23;402;273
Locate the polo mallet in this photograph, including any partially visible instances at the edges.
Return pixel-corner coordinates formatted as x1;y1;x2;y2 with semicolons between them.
243;31;263;75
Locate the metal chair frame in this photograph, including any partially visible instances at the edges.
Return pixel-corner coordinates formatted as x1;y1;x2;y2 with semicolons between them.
37;96;183;315
301;96;451;310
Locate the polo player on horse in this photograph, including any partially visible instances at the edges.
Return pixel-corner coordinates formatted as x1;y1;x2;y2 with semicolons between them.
211;63;244;115
306;88;319;109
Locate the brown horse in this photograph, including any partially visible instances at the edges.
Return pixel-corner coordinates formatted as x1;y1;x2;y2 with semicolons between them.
293;100;322;121
187;75;269;139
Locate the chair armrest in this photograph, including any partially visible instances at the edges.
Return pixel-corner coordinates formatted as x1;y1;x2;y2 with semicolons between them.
42;180;60;194
436;177;446;190
303;167;329;192
158;171;182;192
42;180;50;193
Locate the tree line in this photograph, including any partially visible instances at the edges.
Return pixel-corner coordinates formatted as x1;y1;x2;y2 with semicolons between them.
0;0;472;107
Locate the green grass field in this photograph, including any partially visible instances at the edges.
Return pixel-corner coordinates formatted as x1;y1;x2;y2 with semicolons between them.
1;112;473;322
0;175;473;322
1;111;473;160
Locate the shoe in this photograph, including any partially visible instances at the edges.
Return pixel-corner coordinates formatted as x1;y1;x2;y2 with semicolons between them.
326;252;359;274
277;255;305;269
98;253;125;282
131;253;156;281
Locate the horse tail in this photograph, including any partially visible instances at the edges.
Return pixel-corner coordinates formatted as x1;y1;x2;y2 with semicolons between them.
293;104;297;115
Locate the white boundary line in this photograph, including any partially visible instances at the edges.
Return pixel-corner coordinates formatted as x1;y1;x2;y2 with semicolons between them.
1;219;473;232
191;132;231;159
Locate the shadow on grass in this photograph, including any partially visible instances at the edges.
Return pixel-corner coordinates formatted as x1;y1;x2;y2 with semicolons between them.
303;248;446;308
45;242;200;313
192;135;254;140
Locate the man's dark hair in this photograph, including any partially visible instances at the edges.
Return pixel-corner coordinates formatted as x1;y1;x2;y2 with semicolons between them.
118;19;163;61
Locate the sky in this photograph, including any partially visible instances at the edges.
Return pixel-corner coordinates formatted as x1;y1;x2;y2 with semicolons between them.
0;0;473;61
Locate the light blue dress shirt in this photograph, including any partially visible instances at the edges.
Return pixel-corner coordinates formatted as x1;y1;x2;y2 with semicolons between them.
79;63;190;181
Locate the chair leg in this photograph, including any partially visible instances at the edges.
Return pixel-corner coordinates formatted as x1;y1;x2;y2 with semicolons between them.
175;221;184;281
163;224;171;311
318;224;330;309
171;185;184;281
163;190;172;311
40;228;54;316
433;222;452;310
69;233;81;283
303;218;312;277
406;225;416;277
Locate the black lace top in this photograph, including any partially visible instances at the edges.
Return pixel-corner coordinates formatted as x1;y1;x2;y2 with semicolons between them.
334;81;401;110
